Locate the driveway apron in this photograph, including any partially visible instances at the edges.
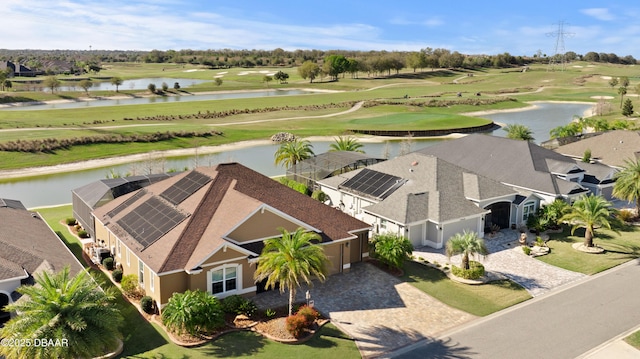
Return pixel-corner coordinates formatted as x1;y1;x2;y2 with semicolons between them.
252;262;476;358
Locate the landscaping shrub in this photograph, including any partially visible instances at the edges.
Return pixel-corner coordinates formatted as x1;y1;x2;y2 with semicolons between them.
311;190;326;202
618;209;635;223
296;305;319;326
277;177;310;195
451;261;485;280
102;257;114;271
285;314;307;338
370;232;414;270
221;294;257;317
65;218;77;225
265;308;276;318
121;274;139;297
112;269;123;283
77;229;89;238
162;289;224;336
522;246;532;256
140;296;155;314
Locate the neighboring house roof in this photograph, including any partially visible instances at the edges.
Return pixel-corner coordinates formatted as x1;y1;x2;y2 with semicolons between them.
0;200;84;282
321;152;517;225
94;163;370;274
555;130;640;168
416;134;598;197
73;173;175;209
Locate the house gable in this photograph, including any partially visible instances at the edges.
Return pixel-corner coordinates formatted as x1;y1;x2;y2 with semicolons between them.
225;204;319;244
199;244;251;268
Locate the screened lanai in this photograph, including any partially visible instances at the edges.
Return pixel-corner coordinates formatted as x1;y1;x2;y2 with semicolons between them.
287;151;385;188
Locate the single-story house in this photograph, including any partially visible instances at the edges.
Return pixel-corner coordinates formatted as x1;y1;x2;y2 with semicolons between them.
416;134;617;203
318;152;520;249
92;163;370;310
72;173;175;239
554;130;640;169
0;199;84;324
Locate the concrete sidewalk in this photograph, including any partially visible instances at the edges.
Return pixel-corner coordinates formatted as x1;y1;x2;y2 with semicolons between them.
578;324;640;359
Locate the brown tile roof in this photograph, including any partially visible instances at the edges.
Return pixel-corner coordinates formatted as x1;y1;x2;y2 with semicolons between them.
95;163;370;274
0;204;84;281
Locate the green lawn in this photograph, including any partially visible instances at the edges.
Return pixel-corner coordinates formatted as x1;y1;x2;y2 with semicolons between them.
37;205;360;359
625;330;640;350
402;261;531;316
536;226;640;275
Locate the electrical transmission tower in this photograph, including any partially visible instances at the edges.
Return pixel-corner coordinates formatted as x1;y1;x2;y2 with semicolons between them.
547;21;574;71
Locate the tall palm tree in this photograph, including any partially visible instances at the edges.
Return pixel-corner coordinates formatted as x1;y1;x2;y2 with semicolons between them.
254;227;330;316
613;158;640;216
560;194;620;247
445;230;488;270
0;267;123;359
503;123;534;141
274;139;314;169
329;136;365;153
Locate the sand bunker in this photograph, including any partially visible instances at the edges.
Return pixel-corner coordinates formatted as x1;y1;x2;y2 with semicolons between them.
590;95;614;100
600;76;613;80
573;65;584;68
183;69;204;72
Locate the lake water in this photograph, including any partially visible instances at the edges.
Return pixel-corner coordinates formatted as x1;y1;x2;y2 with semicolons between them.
0;102;593;209
14;77;210;92
1;89;315;111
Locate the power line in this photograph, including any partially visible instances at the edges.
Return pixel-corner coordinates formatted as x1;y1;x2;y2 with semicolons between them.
547;21;574;71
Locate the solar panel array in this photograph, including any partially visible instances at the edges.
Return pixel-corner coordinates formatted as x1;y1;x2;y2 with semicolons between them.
117;197;188;248
106;189;147;218
339;168;405;200
160;171;212;205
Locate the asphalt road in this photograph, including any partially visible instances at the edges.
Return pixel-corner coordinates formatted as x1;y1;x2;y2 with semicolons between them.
394;259;640;359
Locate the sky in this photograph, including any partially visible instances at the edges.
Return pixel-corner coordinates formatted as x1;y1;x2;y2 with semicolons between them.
5;0;640;57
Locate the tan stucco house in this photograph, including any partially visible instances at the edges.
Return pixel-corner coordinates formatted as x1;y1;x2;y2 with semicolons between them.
92;163;370;310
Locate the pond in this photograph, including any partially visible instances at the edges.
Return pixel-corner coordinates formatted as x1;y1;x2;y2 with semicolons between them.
14;77;210;92
0;102;594;209
1;139;440;209
1;89;315;111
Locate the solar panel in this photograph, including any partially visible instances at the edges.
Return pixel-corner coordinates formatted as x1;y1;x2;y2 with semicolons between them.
160;171;212;205
339;168;405;200
106;189;147;218
117;197;188;248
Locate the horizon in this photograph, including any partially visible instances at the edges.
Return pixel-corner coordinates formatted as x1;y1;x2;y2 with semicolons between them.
5;1;640;58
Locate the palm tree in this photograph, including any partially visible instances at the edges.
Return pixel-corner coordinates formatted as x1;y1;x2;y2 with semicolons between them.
445;230;489;270
329;136;365;153
503;124;534;141
0;267;123;359
254;227;330;316
560;194;620;247
542;198;571;229
274;139;314;169
613;158;640;216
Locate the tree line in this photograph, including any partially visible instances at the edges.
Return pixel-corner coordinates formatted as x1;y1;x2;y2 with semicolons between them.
0;130;222;153
1;48;636;76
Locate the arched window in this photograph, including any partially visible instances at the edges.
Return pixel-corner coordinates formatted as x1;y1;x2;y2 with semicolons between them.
207;264;241;297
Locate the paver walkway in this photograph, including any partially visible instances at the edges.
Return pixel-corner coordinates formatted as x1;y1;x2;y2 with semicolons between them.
252;262;476;358
413;229;586;297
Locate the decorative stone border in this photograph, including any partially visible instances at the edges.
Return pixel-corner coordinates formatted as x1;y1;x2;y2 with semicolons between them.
252;319;330;344
572;243;605;254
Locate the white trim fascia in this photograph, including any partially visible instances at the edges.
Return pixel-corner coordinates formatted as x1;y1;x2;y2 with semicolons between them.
0;272;29;284
157;268;184;277
500;182;559;198
362;210;403;227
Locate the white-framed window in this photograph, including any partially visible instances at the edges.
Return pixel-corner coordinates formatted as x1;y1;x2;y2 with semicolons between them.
138;260;145;288
126;248;130;266
523;202;536;221
116;240;121;258
149;271;155;293
380;219;388;230
207;265;240;296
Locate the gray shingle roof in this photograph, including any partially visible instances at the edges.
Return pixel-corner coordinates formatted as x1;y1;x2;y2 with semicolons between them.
327;152;515;225
555;130;640;168
0;202;83;281
416;134;590;197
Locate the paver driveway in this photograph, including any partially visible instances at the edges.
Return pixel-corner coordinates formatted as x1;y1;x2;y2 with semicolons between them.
253;262;476;358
